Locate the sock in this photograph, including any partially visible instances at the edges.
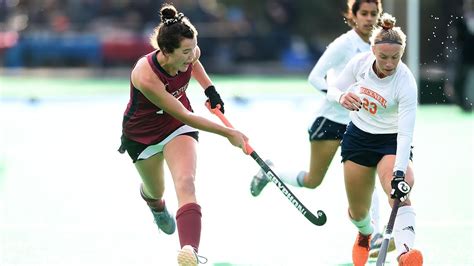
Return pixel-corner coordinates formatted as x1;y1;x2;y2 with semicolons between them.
370;188;381;234
351;213;374;236
278;169;306;188
140;185;165;212
393;206;416;258
176;203;202;252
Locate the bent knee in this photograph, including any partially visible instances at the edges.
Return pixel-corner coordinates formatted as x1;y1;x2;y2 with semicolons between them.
305;174;324;189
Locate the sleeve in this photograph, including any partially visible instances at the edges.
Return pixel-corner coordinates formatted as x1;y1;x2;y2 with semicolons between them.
308;37;349;92
326;54;360;103
394;72;418;173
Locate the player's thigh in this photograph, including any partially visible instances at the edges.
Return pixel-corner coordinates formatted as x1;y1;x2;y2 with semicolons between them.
344;160;376;219
134;153;166;195
308;140;340;180
163;135;198;185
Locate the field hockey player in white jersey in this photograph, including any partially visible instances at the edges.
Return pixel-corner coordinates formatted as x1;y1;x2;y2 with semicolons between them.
249;0;394;256
328;13;423;265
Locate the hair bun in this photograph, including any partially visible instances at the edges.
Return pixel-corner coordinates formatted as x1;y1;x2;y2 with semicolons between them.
381;21;393;30
160;5;177;22
379;13;396;30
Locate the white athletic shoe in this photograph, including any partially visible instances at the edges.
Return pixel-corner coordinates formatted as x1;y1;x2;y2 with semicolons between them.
177;245;208;266
369;232;396;258
250;160;273;197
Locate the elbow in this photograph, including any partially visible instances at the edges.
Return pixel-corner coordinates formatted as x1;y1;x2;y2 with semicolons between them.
307;73;326;91
180;111;203;129
177;112;193;126
307;74;317;88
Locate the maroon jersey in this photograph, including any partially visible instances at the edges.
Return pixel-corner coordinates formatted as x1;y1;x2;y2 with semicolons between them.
122;51;194;144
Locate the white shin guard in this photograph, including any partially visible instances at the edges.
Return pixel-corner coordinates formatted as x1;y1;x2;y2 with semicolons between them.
393;206;416;258
277;168;306;187
370;188;381;234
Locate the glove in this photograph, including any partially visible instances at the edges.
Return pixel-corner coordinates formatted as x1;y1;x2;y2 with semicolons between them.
205;85;224;113
390;170;411;202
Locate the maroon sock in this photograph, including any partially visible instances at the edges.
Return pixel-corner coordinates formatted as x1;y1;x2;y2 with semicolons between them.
176;203;202;252
140;186;165;212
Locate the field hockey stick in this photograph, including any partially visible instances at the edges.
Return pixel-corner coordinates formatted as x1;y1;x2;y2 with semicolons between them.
207;105;327;226
376;198;401;265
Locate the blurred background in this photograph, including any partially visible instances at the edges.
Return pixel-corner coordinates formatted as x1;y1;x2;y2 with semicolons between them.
0;0;473;110
1;1;473;265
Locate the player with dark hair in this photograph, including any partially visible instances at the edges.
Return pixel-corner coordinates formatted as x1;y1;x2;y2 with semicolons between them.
328;13;423;265
118;3;248;265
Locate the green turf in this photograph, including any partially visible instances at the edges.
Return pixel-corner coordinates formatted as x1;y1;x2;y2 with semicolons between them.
0;75;312;98
0;75;472;265
0;76;128;98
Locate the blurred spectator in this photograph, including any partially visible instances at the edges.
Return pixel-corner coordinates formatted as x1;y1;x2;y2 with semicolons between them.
1;0;307;69
0;0;7;23
444;0;474;112
264;0;294;56
67;0;100;31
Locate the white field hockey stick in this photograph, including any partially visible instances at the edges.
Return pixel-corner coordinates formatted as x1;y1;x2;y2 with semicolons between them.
376;198;401;265
208;105;327;226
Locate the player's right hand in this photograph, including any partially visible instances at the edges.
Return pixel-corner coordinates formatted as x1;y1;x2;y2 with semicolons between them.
339;92;362;111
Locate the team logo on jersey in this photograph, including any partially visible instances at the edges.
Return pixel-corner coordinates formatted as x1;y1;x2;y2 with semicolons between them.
360;87;387;108
171;83;189;99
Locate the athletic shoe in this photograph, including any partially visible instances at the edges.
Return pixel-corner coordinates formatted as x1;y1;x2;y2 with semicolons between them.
150;205;176;235
369;232;396;258
398;249;423;266
177;245;208;266
250;160;273;197
352;232;371;266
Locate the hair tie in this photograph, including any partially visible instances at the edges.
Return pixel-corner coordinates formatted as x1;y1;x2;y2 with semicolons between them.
380;21;394;31
163;12;184;26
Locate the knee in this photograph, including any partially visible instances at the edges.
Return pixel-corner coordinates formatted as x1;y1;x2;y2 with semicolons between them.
174;175;196;196
305;174;323;189
349;207;370;221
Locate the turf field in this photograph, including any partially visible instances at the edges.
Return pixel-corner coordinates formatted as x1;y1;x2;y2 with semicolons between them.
0;75;473;265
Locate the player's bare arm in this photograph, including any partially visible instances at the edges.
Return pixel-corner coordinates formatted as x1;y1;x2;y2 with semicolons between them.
132;60;248;152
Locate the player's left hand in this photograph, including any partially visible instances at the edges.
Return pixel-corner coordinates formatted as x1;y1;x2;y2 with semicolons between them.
226;128;249;155
390;171;411;202
205;85;224;113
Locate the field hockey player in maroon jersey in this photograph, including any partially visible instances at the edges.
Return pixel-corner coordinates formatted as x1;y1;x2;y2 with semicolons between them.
118;3;248;265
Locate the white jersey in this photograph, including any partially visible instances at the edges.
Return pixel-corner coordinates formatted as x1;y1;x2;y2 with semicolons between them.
329;52;418;172
308;29;370;124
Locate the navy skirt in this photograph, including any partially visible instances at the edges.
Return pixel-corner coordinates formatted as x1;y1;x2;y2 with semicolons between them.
341;122;412;167
308;117;347;141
